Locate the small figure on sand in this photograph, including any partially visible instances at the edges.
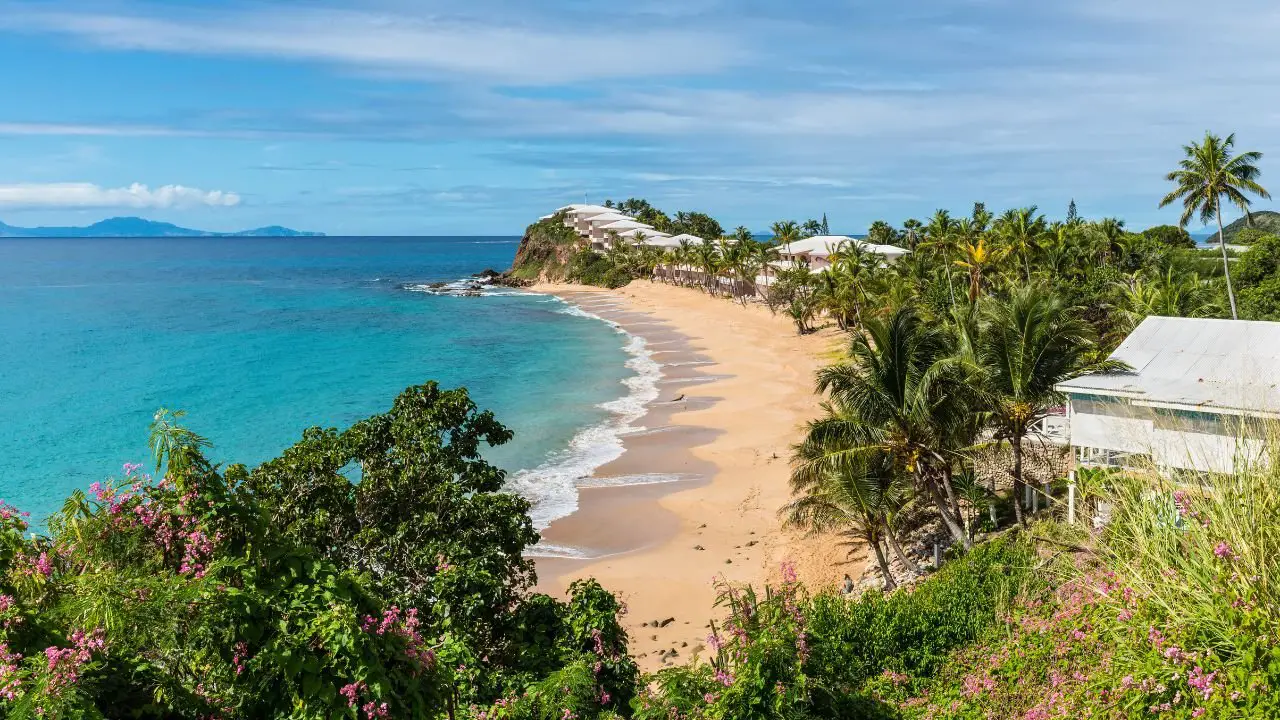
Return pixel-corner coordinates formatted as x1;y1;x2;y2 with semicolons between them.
841;574;855;595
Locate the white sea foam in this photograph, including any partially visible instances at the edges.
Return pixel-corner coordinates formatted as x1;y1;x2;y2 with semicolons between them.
524;542;595;559
576;473;693;488
506;298;663;529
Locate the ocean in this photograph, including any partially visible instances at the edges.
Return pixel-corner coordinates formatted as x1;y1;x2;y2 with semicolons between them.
0;236;653;528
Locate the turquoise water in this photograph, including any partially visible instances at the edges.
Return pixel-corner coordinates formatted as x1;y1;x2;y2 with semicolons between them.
0;236;643;526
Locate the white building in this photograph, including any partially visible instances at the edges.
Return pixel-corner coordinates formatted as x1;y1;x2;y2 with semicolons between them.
775;236;910;270
1056;316;1280;476
591;219;653;247
565;206;624;235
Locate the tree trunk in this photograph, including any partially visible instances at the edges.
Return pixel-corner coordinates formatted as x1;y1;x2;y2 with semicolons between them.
1217;210;1239;320
942;465;963;525
1011;432;1027;528
885;522;922;576
869;532;897;591
922;471;969;548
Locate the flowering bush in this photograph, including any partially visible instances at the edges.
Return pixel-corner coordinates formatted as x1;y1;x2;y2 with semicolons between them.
0;384;636;719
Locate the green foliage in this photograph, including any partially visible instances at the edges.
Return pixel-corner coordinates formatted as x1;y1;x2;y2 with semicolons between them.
0;384;635;719
1142;224;1196;249
632;539;1033;719
510;217;584;281
1234;233;1280;287
566;249;633;289
1212;209;1280;244
804;537;1035;690
1231;227;1272;245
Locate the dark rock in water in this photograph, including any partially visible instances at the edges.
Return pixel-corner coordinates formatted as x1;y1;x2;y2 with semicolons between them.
461;290;483;297
428;282;448;289
490;273;534;289
473;268;502;279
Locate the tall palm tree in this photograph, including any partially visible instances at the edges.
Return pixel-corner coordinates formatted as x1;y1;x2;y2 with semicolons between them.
801;305;978;547
975;285;1126;527
771;220;801;246
784;450;908;590
802;219;824;238
1160;131;1271;320
993;207;1049;280
694;241;720;294
922;210;960;304
752;241;781;297
955;237;1004;304
731;226;755;245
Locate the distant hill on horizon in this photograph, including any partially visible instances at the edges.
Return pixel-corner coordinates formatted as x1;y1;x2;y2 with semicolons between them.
0;216;324;238
1199;210;1280;244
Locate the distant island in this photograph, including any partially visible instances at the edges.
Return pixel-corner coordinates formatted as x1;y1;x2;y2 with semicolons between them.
0;216;324;238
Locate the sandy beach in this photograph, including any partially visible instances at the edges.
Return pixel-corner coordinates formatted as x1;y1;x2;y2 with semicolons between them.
530;280;861;671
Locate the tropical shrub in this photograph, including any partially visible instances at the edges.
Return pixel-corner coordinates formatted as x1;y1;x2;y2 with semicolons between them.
0;384;635;719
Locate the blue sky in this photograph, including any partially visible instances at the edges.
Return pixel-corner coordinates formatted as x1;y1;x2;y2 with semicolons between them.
0;0;1275;235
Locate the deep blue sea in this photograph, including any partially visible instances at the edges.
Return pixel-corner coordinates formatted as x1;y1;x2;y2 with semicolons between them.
0;236;650;528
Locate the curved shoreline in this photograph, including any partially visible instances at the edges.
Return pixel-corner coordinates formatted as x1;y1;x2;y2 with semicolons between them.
525;281;861;671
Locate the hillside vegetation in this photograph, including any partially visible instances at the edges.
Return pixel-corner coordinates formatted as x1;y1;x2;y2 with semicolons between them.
1210;209;1280;243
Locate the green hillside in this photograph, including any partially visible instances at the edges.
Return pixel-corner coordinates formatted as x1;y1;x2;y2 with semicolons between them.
1211;209;1280;243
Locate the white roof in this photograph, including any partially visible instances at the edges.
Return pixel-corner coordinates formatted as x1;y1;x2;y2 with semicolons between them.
615;228;668;240
665;233;708;245
566;205;621;218
598;219;651;231
1057;316;1280;416
778;235;909;259
584;212;631;226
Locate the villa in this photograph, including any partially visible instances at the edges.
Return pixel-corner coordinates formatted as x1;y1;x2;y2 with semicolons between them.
775;236;910;270
1056;316;1280;476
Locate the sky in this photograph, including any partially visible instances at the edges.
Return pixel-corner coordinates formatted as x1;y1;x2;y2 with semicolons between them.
0;0;1277;236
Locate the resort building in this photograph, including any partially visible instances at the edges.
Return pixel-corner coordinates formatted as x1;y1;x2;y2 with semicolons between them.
591;219;653;248
776;236;910;270
1056;316;1280;476
566;206;625;235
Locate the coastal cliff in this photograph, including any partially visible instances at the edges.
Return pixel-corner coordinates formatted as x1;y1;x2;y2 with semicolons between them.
506;215;633;288
507;216;582;282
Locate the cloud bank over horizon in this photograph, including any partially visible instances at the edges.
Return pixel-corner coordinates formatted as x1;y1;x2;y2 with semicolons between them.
0;0;1277;234
0;183;241;210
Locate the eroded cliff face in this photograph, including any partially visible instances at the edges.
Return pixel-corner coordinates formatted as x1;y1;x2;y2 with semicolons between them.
507;217;584;283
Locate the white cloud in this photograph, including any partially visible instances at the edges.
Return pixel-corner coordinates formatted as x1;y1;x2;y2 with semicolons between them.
0;7;741;85
0;183;241;209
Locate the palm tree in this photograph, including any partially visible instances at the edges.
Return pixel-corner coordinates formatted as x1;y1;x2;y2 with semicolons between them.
922;210;959;304
993;207;1049;280
955;237;1004;304
771;220;801;247
731;226;754;245
1119;267;1222;329
1160;131;1271;320
694;241;721;295
802;219;824;238
784;450;908;590
975;285;1126;527
752;241;781;297
802;305;978;548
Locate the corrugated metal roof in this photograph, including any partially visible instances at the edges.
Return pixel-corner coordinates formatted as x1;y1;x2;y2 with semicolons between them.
1057;316;1280;415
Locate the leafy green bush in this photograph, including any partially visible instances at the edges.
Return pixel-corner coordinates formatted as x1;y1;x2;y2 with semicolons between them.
0;385;636;719
633;540;1033;719
804;536;1035;690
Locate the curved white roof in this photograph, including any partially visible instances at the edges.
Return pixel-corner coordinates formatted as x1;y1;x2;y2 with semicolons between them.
566;205;622;218
584;212;631;226
778;235;909;259
598;219;652;231
665;233;708;245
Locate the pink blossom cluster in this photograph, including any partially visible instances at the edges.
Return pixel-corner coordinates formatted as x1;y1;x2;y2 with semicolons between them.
359;607;437;670
42;628;106;698
0;642;23;702
0;501;30;533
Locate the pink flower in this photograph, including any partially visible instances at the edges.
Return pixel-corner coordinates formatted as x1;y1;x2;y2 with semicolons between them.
780;561;798;584
1214;542;1235;560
